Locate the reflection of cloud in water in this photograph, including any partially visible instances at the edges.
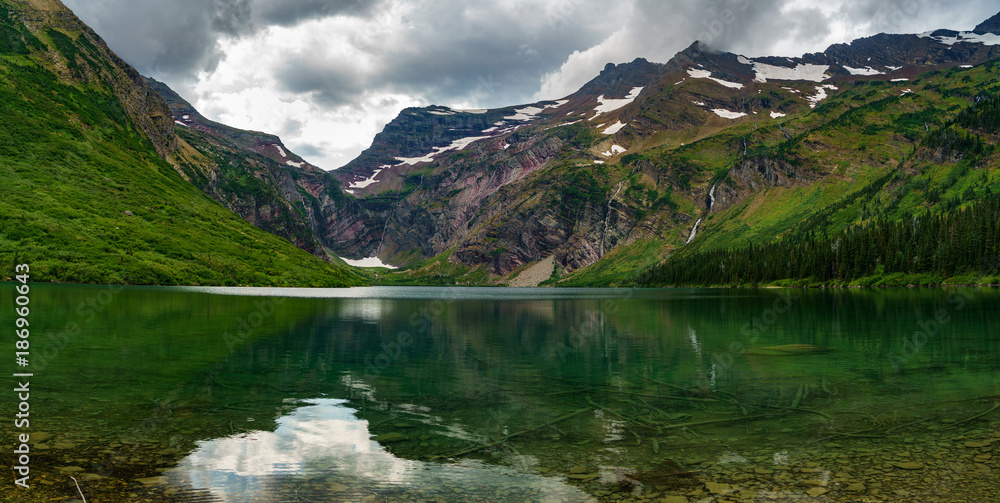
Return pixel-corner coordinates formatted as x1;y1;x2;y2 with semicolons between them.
172;399;596;502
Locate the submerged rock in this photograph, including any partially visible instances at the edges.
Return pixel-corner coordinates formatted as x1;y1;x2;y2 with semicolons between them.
744;344;835;356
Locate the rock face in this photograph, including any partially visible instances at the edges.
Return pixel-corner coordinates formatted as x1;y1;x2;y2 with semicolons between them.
713;156;818;213
146;77;331;256
974;12;1000;34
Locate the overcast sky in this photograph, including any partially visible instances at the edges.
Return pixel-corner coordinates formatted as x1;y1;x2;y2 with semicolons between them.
63;0;997;170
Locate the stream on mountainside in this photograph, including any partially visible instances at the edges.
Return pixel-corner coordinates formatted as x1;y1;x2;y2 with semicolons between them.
1;285;998;502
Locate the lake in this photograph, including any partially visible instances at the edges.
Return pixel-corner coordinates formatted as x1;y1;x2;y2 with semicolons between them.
1;285;998;502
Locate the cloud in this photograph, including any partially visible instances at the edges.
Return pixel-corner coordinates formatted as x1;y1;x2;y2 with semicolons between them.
252;0;385;26
63;0;231;80
61;0;1000;170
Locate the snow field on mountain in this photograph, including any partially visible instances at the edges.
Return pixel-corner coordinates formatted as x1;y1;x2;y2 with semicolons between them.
711;109;747;119
590;87;644;119
918;31;1000;46
751;61;830;83
602;121;627;134
339;256;398;269
843;66;884;76
602;145;626;157
686;68;743;89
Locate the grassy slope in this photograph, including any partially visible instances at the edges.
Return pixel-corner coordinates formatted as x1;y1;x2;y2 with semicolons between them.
553;64;1000;286
627;65;1000;286
0;9;364;287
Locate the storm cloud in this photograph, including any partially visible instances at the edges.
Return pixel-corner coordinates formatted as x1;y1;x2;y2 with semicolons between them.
60;0;998;169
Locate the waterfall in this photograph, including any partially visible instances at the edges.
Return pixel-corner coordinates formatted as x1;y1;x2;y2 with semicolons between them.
600;181;625;256
686;217;703;244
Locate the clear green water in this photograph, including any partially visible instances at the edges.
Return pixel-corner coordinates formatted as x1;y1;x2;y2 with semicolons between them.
1;285;998;502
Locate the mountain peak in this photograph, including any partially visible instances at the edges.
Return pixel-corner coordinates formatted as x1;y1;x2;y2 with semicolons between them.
973;11;1000;35
573;57;664;98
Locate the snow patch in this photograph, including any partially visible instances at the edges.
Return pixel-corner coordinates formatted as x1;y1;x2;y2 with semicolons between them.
182;115;190;120
285;160;304;168
751;62;830;83
455;108;487;114
692;100;706;106
274;144;288;158
919;31;1000;46
602;121;627;135
686;68;743;88
887;66;902;71
711;109;747;119
806;84;838;108
602;145;627;157
594;160;605;164
394;135;491;166
428;110;456;116
174;120;188;127
960;65;973;68
590;87;644;119
545;100;569;109
481;127;499;133
449;136;491;150
843;65;884;76
340;256;397;269
505;106;544;121
901;89;914;95
770;111;786;118
891;78;909;82
349;165;393;189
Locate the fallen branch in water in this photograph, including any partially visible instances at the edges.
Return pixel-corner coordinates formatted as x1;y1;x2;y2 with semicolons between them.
953;401;1000;426
585;396;660;430
657;413;786;431
431;408;592;460
635;470;703;480
71;476;87;503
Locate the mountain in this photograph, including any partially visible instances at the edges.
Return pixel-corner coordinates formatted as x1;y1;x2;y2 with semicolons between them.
0;0;363;286
7;0;999;288
145;77;336;257
308;13;1000;286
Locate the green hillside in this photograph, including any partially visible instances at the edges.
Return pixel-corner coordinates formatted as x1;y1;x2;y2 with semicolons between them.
626;65;1000;287
0;2;363;287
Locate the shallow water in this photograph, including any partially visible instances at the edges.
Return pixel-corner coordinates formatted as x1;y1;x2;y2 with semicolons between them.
1;285;998;502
